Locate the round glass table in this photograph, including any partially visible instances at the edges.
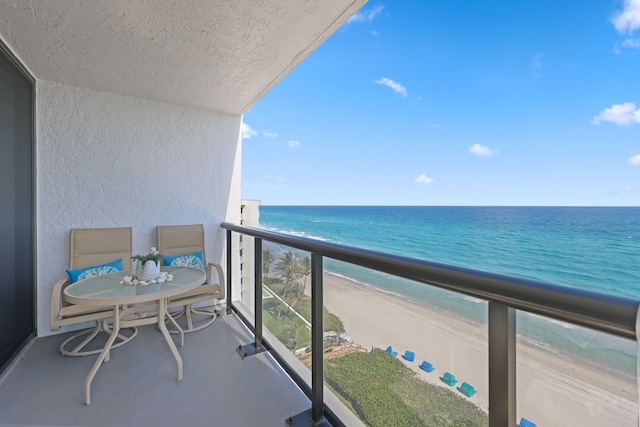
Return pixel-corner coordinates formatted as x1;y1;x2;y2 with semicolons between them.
64;266;206;404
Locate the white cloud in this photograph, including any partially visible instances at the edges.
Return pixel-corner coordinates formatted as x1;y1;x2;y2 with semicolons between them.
415;174;434;185
288;140;300;148
613;0;640;33
622;38;640;48
592;102;640;125
629;154;640;165
375;77;408;97
263;131;278;137
242;123;258;139
608;186;634;196
532;52;544;69
348;5;384;23
424;123;439;128
470;143;496;157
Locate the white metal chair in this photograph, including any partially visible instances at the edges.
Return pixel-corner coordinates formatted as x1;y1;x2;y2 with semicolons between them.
50;227;138;356
157;224;225;333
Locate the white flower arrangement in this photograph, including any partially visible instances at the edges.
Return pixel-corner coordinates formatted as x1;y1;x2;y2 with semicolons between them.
131;246;164;265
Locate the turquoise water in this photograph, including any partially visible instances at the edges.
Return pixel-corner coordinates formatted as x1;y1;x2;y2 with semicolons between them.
259;206;640;375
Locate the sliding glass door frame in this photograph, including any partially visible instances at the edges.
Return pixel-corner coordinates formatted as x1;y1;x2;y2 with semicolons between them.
0;38;36;375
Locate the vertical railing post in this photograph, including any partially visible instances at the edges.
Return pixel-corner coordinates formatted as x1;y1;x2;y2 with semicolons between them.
237;236;264;358
286;253;330;426
226;229;232;315
311;253;325;424
488;301;516;427
254;238;263;350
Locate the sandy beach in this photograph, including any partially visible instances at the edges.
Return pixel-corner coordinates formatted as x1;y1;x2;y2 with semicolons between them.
317;272;637;427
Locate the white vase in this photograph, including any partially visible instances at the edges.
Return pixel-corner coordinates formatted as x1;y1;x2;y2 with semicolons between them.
136;260;161;281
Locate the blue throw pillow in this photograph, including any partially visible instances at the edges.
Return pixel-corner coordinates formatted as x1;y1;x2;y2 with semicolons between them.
67;258;123;283
163;251;207;283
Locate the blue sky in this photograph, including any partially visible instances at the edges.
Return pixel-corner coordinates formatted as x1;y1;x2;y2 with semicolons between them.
242;1;640;206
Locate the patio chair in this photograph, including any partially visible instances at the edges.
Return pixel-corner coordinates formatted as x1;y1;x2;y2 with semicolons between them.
385;346;398;357
50;227;137;356
157;224;225;333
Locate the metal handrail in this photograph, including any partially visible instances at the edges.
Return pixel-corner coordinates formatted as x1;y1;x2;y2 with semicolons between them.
222;222;639;340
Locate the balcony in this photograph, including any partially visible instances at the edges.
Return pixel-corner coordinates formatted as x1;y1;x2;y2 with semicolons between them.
6;2;633;426
1;223;638;426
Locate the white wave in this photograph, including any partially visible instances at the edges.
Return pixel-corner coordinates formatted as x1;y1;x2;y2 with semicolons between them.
261;225;327;241
520;336;575;361
544;317;577;330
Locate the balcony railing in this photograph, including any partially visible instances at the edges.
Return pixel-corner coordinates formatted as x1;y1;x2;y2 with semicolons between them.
221;222;640;427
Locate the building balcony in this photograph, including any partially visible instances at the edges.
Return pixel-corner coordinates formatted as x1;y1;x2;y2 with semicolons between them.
1;223;638;426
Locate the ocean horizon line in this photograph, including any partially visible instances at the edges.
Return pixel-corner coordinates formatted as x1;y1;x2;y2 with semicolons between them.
258;204;640;208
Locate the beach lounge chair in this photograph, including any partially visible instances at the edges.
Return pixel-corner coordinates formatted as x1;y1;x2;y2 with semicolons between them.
441;372;457;386
385;346;398;357
402;350;415;362
419;361;434;373
519;418;537;427
458;382;476;397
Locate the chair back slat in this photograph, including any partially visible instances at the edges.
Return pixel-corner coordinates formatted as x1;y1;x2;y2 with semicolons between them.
156;224;206;260
70;227;132;270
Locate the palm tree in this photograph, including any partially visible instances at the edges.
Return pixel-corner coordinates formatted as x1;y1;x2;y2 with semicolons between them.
275;251;300;319
289;256;311;312
298;256;311;296
262;249;273;279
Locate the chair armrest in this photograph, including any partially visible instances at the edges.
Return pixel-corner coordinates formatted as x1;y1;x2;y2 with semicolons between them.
50;278;70;331
206;262;225;300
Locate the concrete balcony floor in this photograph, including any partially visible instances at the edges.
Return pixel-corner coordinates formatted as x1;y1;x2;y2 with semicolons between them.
0;312;310;426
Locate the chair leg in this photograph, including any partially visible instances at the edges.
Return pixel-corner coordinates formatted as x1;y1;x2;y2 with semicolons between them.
59;321;138;357
165;304;217;334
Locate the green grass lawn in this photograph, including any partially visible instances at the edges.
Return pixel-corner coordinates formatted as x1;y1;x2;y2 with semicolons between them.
263;299;311;349
264;279;344;335
325;349;488;427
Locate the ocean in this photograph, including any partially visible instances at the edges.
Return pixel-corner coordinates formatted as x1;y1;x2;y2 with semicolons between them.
258;206;640;376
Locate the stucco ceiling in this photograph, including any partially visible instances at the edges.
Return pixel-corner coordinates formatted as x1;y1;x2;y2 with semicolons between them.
0;0;366;115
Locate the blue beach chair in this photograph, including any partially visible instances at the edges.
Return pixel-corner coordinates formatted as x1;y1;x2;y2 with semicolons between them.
519;418;537;427
385;346;398;357
419;361;434;373
402;350;415;362
441;372;457;386
458;382;476;397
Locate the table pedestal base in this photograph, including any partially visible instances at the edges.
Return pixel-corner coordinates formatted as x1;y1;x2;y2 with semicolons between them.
83;299;184;405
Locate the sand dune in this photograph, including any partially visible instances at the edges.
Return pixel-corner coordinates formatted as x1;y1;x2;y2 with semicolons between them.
318;272;637;427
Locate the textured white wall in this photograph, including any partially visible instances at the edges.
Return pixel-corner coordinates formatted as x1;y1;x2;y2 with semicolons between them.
37;80;242;336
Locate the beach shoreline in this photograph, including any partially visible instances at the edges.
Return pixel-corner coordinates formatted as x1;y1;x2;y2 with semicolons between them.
317;271;637;427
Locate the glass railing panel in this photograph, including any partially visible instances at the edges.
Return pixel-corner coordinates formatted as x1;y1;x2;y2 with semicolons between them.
516;311;638;427
259;242;316;391
261;243;313;358
321;260;489;427
234;234;255;324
